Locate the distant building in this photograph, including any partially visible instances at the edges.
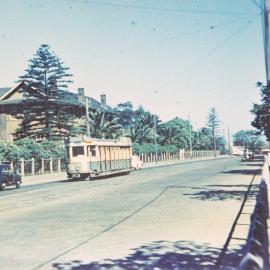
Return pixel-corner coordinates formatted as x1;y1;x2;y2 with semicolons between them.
230;145;244;156
0;81;109;141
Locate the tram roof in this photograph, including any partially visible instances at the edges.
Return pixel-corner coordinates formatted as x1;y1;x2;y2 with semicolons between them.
65;136;132;146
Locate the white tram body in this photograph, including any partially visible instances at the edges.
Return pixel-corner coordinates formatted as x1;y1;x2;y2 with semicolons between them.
65;136;132;179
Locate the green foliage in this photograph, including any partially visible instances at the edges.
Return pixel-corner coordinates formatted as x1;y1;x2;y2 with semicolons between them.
0;139;65;162
114;102;134;128
132;143;160;154
114;103;159;144
84;110;123;139
233;129;262;150
0;143;21;162
192;127;212;150
251;82;270;140
161;144;178;153
132;143;178;155
115;101;220;152
207;107;220;151
157;117;190;149
15;44;75;140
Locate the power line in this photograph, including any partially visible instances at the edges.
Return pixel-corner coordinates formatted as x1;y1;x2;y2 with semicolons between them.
250;0;263;10
156;14;260;92
59;0;258;16
72;15;259;64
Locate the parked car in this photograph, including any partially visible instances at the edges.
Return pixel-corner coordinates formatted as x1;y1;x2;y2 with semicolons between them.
0;163;22;191
131;155;143;170
241;149;254;161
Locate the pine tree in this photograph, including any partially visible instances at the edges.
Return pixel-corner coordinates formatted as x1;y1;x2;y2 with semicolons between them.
207;107;220;157
15;44;74;140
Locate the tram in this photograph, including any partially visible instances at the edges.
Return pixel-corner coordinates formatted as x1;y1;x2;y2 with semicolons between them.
64;136;132;179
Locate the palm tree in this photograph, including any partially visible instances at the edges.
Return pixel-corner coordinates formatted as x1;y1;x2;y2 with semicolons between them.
86;110;123;139
158;125;180;145
127;113;156;144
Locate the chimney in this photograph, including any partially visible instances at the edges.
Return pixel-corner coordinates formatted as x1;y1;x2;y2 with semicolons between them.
78;88;85;103
100;94;106;106
78;88;85;96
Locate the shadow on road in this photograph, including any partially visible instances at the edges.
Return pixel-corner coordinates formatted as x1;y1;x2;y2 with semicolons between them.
240;163;263;167
183;188;258;201
183;182;260;201
51;240;243;270
222;168;261;175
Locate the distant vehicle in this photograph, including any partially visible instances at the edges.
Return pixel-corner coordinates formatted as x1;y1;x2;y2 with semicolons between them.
131;155;143;170
0;163;22;191
65;136;132;179
241;149;254;161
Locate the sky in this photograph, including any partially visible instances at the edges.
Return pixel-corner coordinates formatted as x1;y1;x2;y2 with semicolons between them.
0;0;266;134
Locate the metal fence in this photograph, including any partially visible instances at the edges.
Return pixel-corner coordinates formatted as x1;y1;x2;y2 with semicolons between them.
138;150;220;164
0;158;66;176
0;150;219;176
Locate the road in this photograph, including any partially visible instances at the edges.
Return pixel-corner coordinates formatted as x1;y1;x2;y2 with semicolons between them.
0;157;262;270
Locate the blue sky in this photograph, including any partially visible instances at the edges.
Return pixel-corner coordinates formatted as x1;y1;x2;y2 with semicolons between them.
0;0;266;133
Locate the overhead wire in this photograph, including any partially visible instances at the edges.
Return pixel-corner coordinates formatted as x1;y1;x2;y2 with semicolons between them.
58;0;258;16
71;14;260;64
154;14;260;93
250;0;263;10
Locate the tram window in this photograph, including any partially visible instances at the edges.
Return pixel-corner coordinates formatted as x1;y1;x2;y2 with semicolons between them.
89;146;97;157
72;146;84;157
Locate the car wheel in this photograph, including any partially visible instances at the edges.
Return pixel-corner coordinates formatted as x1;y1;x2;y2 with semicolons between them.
16;182;21;188
1;183;6;191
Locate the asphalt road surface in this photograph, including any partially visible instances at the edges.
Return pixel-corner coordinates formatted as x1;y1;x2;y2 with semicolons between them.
0;157;262;270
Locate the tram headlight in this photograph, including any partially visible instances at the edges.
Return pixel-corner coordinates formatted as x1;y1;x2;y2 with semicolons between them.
76;167;80;172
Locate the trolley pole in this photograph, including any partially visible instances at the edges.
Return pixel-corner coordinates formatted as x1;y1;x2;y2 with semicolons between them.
85;98;91;137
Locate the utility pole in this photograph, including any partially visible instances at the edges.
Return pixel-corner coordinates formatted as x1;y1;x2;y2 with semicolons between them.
188;115;192;158
262;0;270;85
223;129;227;155
213;128;217;158
85;98;91;137
153;115;158;163
228;127;231;155
262;0;270;147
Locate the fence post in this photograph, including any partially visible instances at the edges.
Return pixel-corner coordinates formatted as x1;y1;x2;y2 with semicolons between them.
31;158;35;175
41;158;44;174
58;158;61;173
50;158;53;173
21;159;24;177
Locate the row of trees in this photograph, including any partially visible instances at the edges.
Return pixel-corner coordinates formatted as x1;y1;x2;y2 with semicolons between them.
233;129;264;151
10;44;226;156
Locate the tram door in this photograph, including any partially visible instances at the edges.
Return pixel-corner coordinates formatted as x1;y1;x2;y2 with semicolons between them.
99;146;104;171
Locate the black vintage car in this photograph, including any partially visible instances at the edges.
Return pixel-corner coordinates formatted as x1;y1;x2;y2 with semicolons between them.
0;163;22;191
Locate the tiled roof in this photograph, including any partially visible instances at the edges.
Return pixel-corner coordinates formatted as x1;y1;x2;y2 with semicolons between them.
0;84;112;111
0;88;11;99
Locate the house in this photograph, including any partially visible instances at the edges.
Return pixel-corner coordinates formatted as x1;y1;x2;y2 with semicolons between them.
0;81;109;141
